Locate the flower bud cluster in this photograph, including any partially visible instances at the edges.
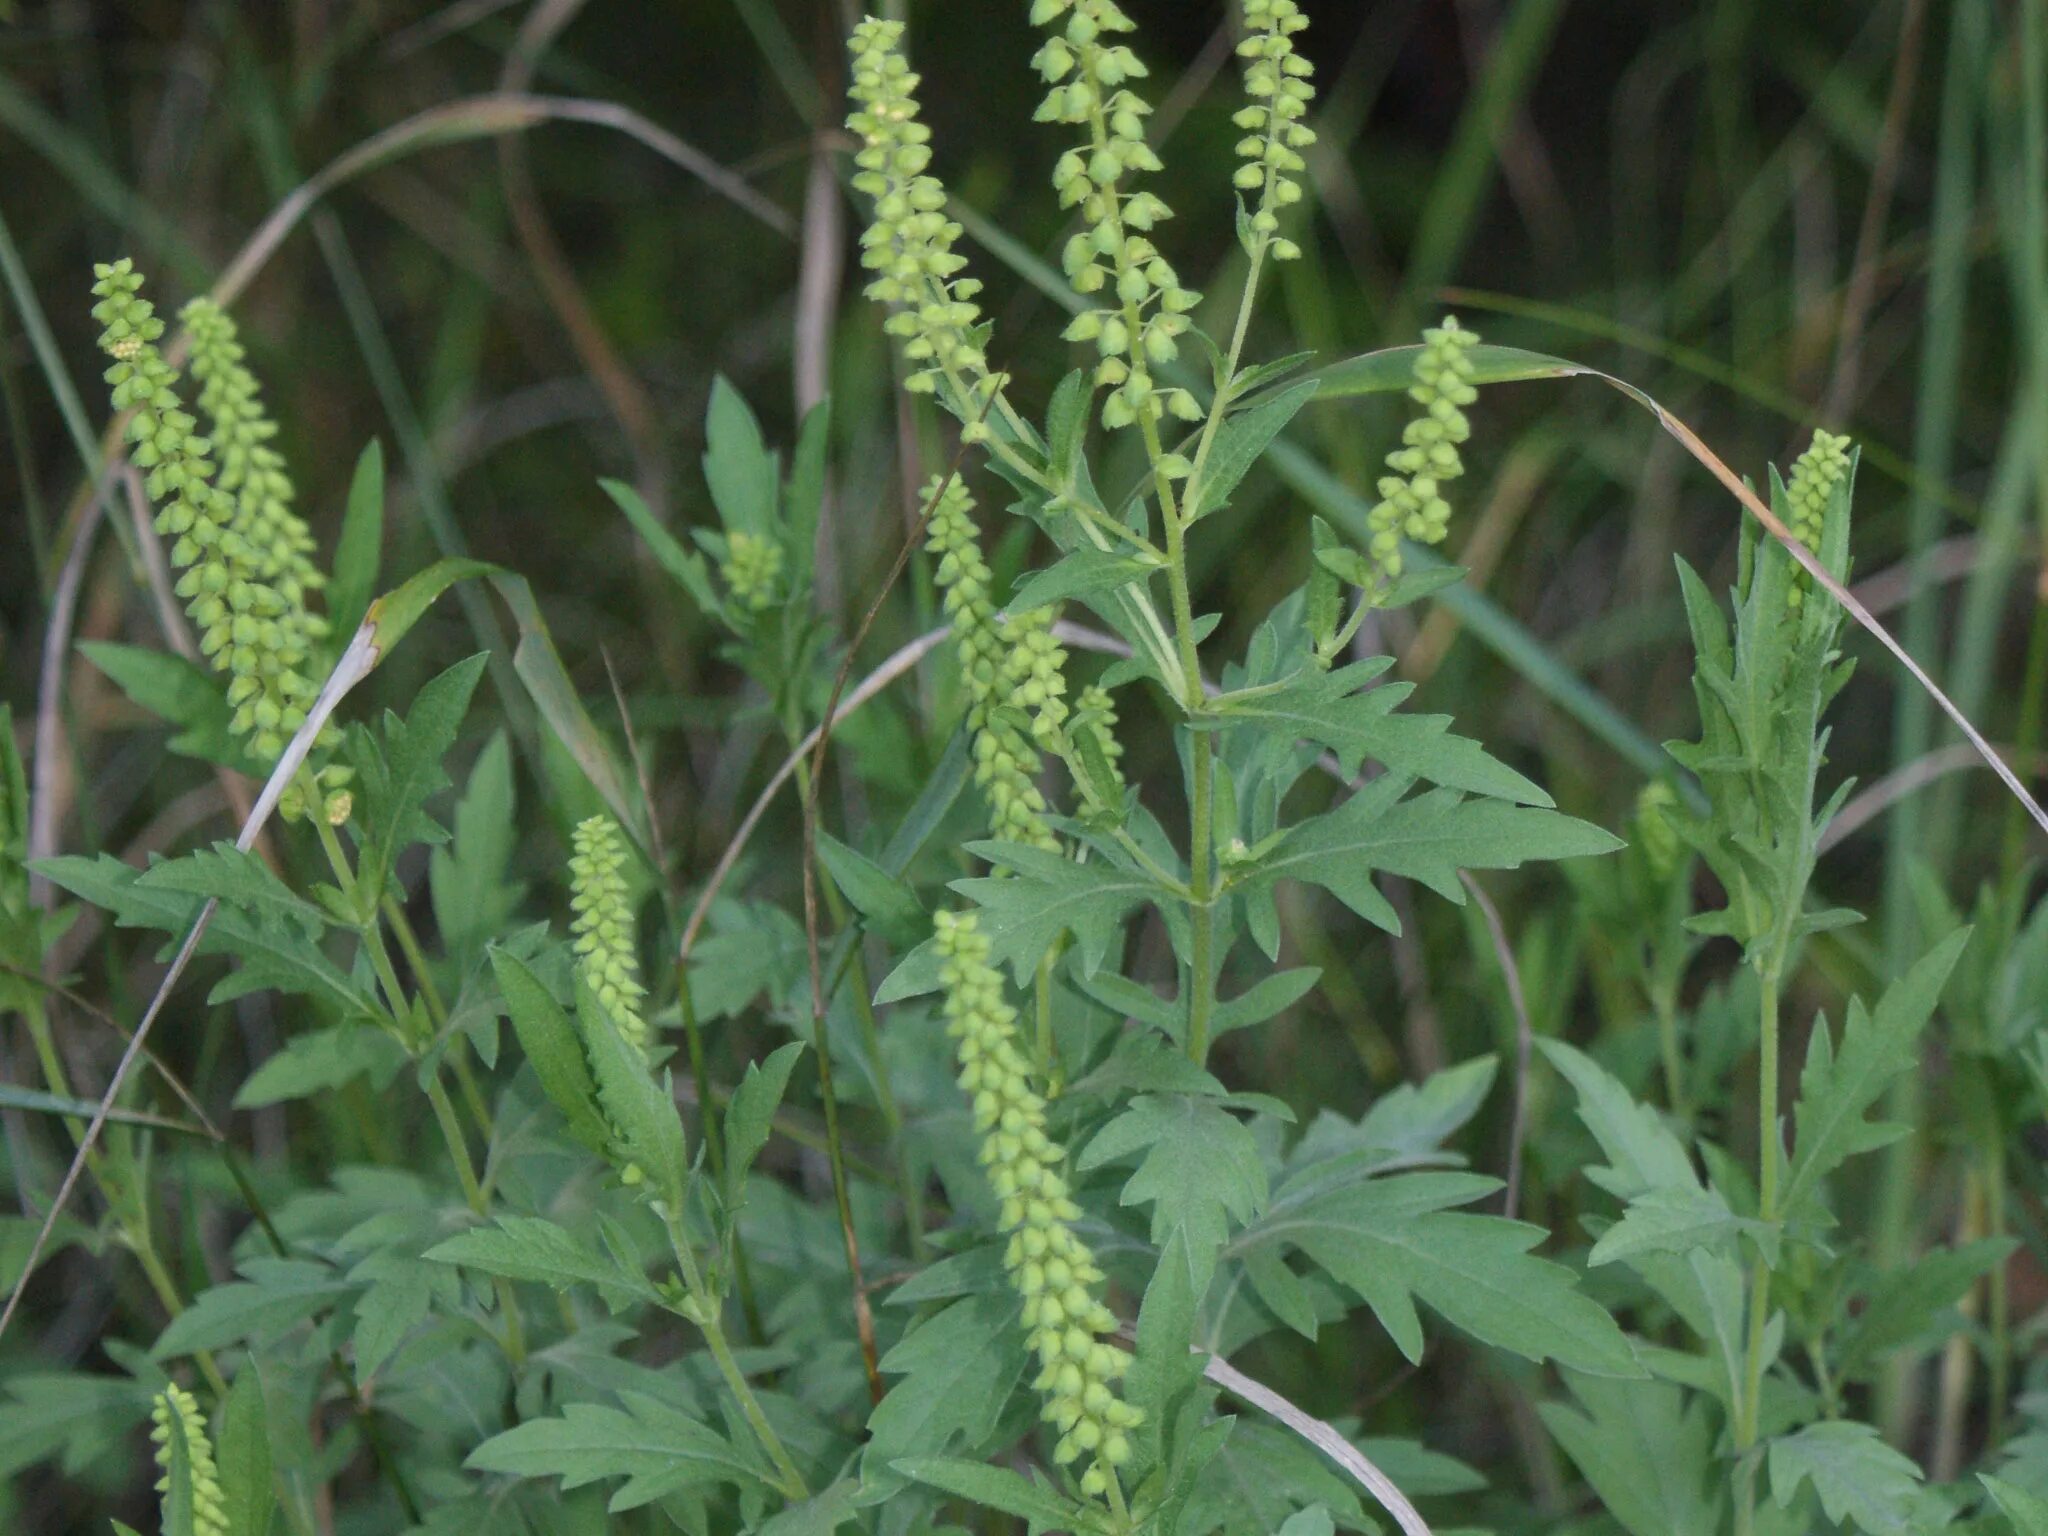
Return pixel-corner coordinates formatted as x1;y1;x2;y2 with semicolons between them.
1032;0;1202;430
1232;0;1317;261
847;19;997;413
182;297;328;660
1783;428;1851;611
92;260;320;765
570;815;648;1056
934;909;1140;1492
721;529;785;612
925;477;1061;852
1073;683;1125;788
1362;316;1480;594
151;1383;227;1536
1633;781;1683;882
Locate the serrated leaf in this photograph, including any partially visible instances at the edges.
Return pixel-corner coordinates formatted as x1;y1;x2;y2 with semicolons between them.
757;1478;860;1536
1008;547;1161;614
1590;1184;1762;1266
79;641;252;769
1783;930;1968;1221
890;1457;1086;1528
35;853;372;1020
1538;1374;1722;1536
703;377;779;537
234;1025;407;1108
1212;967;1320;1036
1837;1239;2018;1379
466;1394;765;1510
815;834;925;948
722;1041;805;1215
1982;1476;2048;1536
1768;1421;1928;1536
1189;378;1317;520
1239;1170;1641;1376
1247;779;1620;933
429;730;524;966
426;1216;660;1307
491;948;611;1155
1539;1039;1697;1200
862;1292;1028;1481
1081;1094;1267;1295
1204;661;1553;806
1183;1420;1368;1536
136;842;330;928
952;840;1170;982
154;1260;355;1359
354;653;489;893
352;1266;431;1382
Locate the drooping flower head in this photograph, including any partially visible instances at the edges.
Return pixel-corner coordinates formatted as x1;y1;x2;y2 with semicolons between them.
846;18;1000;421
1232;0;1317;261
91;260;320;767
1032;0;1202;430
925;475;1063;852
1361;316;1481;596
570;814;648;1056
934;909;1140;1497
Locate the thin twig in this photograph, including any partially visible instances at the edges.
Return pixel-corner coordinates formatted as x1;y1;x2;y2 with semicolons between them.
29;493;109;912
1818;742;2045;854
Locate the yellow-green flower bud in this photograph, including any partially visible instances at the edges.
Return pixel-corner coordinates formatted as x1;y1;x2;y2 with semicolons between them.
569;814;648;1055
720;529;785;612
1633;781;1683;882
1783;428;1851;611
933;910;1140;1496
150;1383;228;1536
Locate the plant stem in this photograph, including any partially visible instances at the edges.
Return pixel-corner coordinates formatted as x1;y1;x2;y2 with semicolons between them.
1735;966;1782;1536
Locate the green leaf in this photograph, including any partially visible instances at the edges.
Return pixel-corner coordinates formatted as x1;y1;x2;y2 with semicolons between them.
1768;1420;1927;1536
136;842;330;928
757;1478;860;1536
154;1260;354;1359
1783;930;1969;1222
1981;1476;2048;1536
602;478;718;613
234;1025;407;1108
35;853;372;1020
426;1216;659;1308
1538;1374;1722;1536
862;1293;1028;1481
1837;1238;2018;1379
1080;1094;1267;1295
217;1366;277;1536
890;1458;1087;1529
364;557;499;661
703;376;779;536
491;948;611;1155
1591;1184;1762;1267
785;399;830;581
429;729;525;966
953;840;1170;982
815;834;925;949
1189;378;1317;520
1205;662;1552;805
722;1041;805;1215
1183;1421;1368;1536
1247;779;1620;933
355;652;489;894
329;439;385;642
78;642;251;769
465;1394;766;1511
1539;1039;1696;1200
1007;546;1161;613
1302;342;1575;400
1239;1170;1642;1376
578;981;688;1209
0;1370;152;1480
1212;967;1321;1037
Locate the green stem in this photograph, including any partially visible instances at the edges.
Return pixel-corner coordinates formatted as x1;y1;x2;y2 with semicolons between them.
1735;967;1783;1536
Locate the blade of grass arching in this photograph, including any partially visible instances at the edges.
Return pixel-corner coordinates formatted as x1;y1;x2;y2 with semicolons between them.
0;76;209;288
0;205;103;481
1394;0;1566;327
725;0;821;125
1443;285;1977;522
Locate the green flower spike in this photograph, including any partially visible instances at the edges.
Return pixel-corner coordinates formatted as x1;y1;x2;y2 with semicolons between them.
1032;0;1203;430
1782;427;1852;610
934;909;1141;1496
570;815;648;1056
925;476;1062;852
1362;316;1481;594
1232;0;1317;262
91;259;318;766
150;1383;228;1536
181;297;329;656
846;18;999;421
